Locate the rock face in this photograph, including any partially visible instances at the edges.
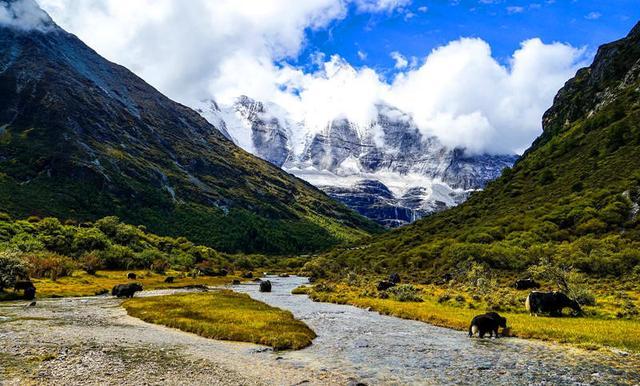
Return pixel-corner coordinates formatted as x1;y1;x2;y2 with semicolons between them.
0;2;380;254
203;98;517;227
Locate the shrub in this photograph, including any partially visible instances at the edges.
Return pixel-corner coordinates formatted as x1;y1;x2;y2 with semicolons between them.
136;249;167;269
73;228;110;253
387;284;423;302
538;169;555;185
99;245;136;269
0;250;29;291
313;283;335;293
9;233;45;252
171;252;196;271
95;216;120;237
114;223;141;246
79;252;104;275
528;257;596;306
466;233;494;244
23;251;76;280
576;218;607;235
437;293;451;303
464;262;497;296
151;258;170;274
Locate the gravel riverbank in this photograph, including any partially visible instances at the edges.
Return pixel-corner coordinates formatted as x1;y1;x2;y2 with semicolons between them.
0;289;350;385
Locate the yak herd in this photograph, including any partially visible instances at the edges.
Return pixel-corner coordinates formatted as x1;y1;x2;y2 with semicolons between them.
12;271;584;340
375;274;584;339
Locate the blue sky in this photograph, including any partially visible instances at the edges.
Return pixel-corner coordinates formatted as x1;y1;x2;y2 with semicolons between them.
295;0;640;77
38;0;640;154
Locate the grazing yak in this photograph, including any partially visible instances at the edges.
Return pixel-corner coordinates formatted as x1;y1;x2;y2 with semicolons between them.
259;280;272;293
377;280;396;291
525;291;582;316
14;281;36;300
514;278;541;290
469;312;508;338
112;283;143;298
388;273;401;284
164;276;175;283
127;272;137;280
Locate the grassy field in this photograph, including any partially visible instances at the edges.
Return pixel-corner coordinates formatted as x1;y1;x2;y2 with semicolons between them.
123;291;316;350
300;283;640;352
15;270;238;299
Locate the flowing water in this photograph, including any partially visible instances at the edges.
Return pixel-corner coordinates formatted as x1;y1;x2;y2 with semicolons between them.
233;276;640;385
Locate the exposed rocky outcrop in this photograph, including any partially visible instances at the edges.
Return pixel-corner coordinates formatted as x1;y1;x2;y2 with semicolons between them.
203;98;517;227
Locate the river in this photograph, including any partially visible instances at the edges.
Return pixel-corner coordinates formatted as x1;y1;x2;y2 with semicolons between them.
233;275;640;385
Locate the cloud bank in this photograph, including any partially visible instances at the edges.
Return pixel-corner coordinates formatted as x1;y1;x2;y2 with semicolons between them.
0;0;51;31
37;0;588;154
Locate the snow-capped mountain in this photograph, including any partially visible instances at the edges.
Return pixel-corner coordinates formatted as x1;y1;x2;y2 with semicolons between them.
196;96;518;227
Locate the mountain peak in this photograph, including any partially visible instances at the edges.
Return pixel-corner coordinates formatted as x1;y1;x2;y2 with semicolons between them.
0;0;54;32
0;6;381;253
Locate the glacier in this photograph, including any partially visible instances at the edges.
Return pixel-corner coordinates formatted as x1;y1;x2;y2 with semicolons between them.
195;96;518;227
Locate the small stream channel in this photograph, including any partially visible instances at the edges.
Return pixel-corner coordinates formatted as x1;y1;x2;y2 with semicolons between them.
233;276;640;385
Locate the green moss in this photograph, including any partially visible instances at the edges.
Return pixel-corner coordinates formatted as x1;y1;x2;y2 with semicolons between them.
123;291;316;350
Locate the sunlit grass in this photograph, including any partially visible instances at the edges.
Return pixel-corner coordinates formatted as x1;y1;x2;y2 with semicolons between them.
123;291;316;350
29;270;237;298
303;284;640;352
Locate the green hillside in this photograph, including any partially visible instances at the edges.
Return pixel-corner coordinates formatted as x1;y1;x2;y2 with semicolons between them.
313;21;640;281
0;21;381;255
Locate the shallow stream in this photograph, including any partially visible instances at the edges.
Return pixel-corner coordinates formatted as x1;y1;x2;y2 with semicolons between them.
233;276;639;385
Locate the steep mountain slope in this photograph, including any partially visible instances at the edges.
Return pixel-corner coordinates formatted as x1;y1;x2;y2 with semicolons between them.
315;21;640;279
198;97;517;227
0;2;380;254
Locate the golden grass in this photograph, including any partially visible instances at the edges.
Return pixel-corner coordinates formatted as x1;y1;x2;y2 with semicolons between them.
123;291;316;350
304;285;640;352
30;270;237;298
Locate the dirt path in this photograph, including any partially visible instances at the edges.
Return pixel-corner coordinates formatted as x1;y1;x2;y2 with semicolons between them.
0;289;351;385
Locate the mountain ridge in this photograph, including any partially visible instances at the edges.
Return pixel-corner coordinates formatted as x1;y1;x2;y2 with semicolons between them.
311;20;640;279
0;9;381;254
199;96;517;227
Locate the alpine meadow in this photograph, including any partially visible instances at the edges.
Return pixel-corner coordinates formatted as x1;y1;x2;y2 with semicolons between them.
2;1;640;385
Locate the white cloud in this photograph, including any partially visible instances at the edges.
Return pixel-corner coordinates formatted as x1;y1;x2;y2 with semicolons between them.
585;11;602;20
0;0;51;31
386;38;586;153
352;0;411;13
357;50;368;60
281;38;586;154
36;0;587;155
506;6;524;14
390;51;409;68
417;6;428;12
38;0;350;103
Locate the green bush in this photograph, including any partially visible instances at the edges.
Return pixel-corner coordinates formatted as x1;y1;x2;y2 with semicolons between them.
0;250;29;291
73;228;110;254
99;245;136;269
387;284;423;302
23;251;76;280
79;252;104;275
